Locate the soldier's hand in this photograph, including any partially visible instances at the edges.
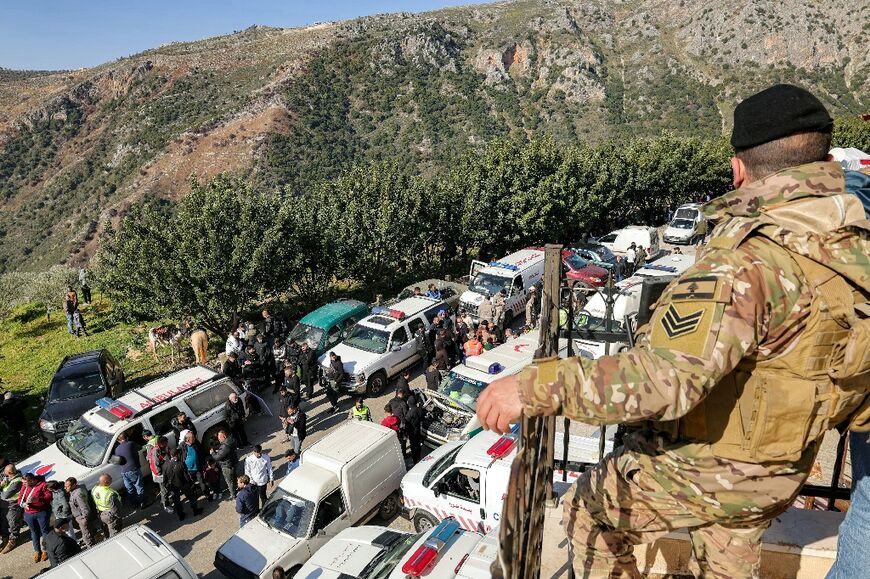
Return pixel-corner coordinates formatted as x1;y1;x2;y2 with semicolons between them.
477;375;523;435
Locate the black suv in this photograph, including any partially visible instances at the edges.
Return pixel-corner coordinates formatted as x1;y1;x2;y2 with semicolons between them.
38;350;125;443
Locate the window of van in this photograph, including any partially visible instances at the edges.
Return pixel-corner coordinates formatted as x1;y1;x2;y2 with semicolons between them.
423;307;441;325
391;327;409;347
313;488;346;533
674;208;697;220
438;467;481;503
510;276;523;296
186;381;235;417
423;446;462;487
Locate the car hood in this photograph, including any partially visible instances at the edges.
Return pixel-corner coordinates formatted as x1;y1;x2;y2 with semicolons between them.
459;291;484;305
41;395;101;423
298;527;403;579
320;343;382;375
218;519;302;575
665;226;692;237
424;390;473;418
17;443;91;483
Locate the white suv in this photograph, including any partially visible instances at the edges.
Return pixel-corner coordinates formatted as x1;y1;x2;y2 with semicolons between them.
20;366;240;492
320;296;448;396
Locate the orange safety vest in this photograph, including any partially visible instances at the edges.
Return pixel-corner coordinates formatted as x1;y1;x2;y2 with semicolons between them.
464;339;483;357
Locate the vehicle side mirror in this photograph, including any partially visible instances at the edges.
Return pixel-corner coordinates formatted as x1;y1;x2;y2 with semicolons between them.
108;455;123;466
391;344;401;352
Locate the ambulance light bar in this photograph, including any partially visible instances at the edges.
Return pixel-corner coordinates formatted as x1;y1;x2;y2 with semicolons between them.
96;397;134;419
488;261;519;271
402;519;461;576
487;424;520;458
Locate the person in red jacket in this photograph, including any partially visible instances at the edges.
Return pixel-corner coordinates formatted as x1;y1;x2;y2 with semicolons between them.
380;404;400;432
18;474;51;563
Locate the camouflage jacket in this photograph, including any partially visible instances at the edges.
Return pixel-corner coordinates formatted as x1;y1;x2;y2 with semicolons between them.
517;163;870;519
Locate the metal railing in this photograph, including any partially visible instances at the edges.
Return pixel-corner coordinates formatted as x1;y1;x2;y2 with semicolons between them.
800;431;852;510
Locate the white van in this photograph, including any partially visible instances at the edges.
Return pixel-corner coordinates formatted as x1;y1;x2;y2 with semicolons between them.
574;253;695;359
611;225;662;259
460;248;545;325
20;366;240;492
400;429;611;534
419;331;540;446
39;524;197;579
214;421;406;579
664;203;707;244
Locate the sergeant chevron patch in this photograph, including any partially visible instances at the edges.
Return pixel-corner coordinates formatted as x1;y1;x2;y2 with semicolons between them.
661;304;704;338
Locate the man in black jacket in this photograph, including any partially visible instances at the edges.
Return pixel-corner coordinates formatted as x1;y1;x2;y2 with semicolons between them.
224;393;249;447
170;411;197;442
425;363;441;391
164;448;202;521
285;406;307;455
235;475;259;528
405;397;424;463
43;518;80;567
325;352;345;414
298;342;318;399
210;430;239;499
222;352;242;385
388;389;410;456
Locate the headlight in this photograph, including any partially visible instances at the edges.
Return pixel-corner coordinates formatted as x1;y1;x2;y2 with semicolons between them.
354;372;366;383
39;419;56;432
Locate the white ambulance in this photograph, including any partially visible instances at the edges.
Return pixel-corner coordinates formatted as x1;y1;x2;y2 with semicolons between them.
573;253;695;359
400;428;612;534
460;248;545;325
419;331;540;447
19;366;239;492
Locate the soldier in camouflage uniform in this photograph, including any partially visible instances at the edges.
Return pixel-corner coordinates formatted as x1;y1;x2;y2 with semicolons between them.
478;85;870;578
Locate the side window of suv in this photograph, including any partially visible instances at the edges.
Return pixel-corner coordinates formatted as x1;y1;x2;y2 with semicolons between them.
149;405;181;438
186;381;235;417
391;327;409;347
327;324;342;346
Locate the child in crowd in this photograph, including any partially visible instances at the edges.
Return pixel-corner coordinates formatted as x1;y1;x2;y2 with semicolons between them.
203;457;221;500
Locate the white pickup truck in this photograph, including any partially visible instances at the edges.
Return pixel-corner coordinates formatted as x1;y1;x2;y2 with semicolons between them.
214;421;406;579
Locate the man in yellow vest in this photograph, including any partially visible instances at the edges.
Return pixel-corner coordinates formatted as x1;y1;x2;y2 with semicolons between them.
0;464;24;554
477;84;870;578
91;474;122;538
350;398;372;421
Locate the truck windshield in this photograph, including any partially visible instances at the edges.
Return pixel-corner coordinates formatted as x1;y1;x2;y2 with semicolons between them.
289;323;324;349
58;418;112;467
674;208;697;220
670;219;694;229
423;445;462;487
260;490;315;538
49;371;104;401
359;531;423;579
438;373;486;411
343;325;389;354
576;311;625;332
469;273;511;297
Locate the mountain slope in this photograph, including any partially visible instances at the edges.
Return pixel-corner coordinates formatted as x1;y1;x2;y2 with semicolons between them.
1;0;868;272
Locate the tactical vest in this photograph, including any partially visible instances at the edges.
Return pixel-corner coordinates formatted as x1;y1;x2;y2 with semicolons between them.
352;405;371;421
660;222;870;464
1;475;22;502
91;485;119;512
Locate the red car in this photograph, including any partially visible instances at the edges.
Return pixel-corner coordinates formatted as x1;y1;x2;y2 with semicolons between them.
561;250;608;288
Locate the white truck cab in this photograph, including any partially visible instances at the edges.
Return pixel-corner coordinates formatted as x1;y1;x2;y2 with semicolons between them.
214;421;406;579
611;225;662;260
294;519;487;579
574;253;696;359
461;248;545;325
19;366;239;491
321;296;448;396
419;331;541;446
401;429;610;534
38;524;197;579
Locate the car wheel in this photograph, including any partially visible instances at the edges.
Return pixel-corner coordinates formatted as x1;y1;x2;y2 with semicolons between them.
413;511;439;533
203;423;226;450
378;493;400;520
367;371;387;397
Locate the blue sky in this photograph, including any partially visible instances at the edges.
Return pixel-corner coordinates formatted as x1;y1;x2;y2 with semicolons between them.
0;1;489;71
